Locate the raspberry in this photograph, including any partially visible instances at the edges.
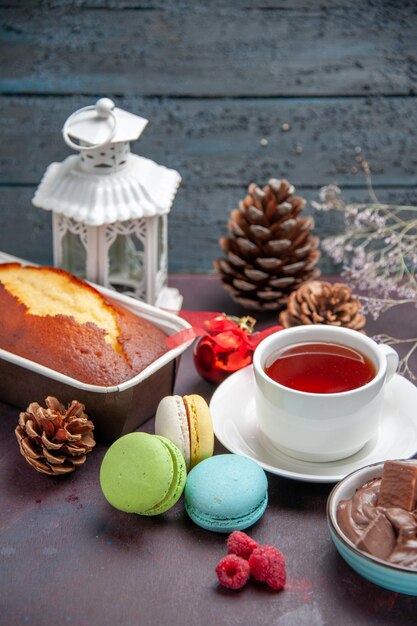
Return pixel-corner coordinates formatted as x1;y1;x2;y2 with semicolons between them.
215;554;251;590
248;545;286;590
227;530;259;560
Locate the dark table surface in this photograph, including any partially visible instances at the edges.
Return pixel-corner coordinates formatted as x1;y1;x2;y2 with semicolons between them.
0;274;416;626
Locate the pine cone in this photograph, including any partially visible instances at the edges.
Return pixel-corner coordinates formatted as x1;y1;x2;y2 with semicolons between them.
15;396;96;475
279;280;366;331
214;179;321;311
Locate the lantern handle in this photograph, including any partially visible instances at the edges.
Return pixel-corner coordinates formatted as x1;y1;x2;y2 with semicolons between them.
62;100;117;152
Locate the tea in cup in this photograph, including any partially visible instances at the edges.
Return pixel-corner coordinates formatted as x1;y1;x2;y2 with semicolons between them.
252;325;398;462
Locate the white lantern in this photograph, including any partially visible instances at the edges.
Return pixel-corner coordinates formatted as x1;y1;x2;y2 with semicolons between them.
32;98;182;309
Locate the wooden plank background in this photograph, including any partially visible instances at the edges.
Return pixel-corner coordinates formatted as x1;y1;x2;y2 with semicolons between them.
0;1;416;272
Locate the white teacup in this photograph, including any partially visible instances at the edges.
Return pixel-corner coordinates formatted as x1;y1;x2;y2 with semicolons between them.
252;325;399;462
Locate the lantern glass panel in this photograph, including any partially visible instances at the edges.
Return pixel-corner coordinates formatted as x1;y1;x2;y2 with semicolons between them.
61;230;87;279
108;233;145;296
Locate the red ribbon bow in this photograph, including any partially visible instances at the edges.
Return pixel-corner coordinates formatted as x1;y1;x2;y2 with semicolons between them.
165;311;282;351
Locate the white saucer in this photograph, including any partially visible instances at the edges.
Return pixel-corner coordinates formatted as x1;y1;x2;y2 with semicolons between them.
210;366;417;483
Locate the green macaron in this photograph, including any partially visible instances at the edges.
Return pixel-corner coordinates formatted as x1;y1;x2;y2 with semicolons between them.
100;432;186;515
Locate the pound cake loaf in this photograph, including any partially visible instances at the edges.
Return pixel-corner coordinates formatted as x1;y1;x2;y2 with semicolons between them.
0;263;169;386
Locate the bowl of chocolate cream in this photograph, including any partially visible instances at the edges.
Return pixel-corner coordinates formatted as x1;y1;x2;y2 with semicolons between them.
327;459;417;595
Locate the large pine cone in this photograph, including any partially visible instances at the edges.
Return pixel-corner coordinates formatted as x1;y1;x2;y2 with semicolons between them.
214;179;321;311
279;280;366;331
15;396;96;475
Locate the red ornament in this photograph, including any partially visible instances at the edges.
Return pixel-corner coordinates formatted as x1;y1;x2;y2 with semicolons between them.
193;314;282;384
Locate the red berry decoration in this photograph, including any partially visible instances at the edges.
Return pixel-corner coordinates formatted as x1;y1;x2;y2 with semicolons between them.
227;530;259;560
215;554;251;590
248;545;286;590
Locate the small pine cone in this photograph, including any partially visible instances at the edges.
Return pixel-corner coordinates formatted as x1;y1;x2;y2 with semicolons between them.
279;280;366;332
214;179;321;311
15;396;96;475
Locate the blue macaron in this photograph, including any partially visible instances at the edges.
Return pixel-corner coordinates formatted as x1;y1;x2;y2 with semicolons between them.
184;454;268;532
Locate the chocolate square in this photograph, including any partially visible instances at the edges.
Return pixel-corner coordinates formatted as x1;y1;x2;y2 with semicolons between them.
356;513;397;560
377;461;417;511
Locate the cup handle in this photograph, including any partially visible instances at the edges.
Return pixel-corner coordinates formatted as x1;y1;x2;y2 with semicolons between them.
377;344;399;383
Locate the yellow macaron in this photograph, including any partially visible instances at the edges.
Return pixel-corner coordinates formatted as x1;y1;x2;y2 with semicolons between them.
183;394;214;469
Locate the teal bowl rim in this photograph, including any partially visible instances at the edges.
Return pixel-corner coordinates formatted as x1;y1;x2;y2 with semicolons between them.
326;459;417;577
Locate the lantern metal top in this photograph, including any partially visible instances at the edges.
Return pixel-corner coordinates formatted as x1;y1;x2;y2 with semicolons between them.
32;98;181;226
62;98;148;148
